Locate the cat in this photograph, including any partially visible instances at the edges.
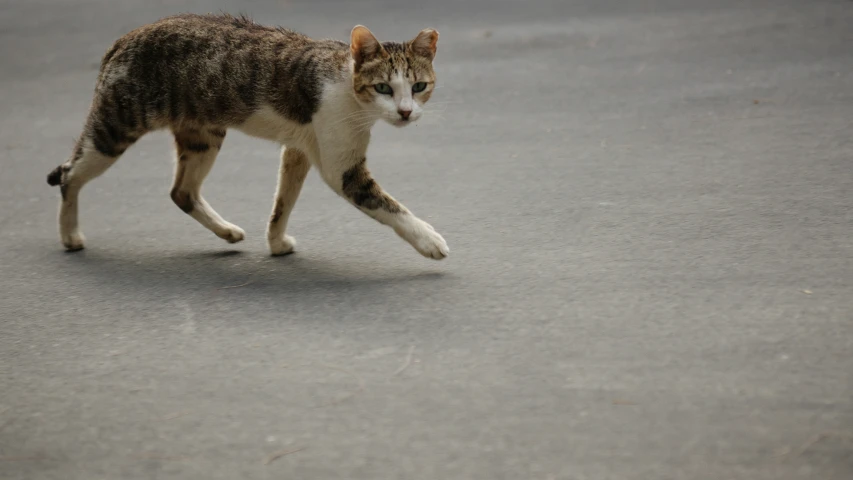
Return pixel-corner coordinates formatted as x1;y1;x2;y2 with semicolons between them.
46;13;449;260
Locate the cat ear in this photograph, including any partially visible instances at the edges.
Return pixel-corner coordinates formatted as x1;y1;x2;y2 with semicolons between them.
351;25;384;68
410;28;439;60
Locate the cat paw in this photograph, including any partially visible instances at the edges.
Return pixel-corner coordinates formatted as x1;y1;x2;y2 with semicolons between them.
407;223;449;260
62;231;85;252
217;225;245;244
269;235;296;256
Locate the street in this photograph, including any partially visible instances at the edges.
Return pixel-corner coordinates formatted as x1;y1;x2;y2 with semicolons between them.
1;0;852;479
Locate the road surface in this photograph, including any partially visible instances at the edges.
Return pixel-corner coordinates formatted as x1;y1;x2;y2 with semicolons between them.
1;0;852;479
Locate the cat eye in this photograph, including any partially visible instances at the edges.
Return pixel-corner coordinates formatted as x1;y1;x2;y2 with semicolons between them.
374;83;393;95
412;82;428;93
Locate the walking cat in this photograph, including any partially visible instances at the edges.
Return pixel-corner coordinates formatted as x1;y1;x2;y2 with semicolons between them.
46;14;449;260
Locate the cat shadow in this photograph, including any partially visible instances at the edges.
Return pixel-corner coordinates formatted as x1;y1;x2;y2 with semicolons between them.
60;246;449;302
185;249;244;258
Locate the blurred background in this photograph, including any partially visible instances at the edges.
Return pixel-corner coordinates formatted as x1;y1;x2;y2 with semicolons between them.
1;0;852;479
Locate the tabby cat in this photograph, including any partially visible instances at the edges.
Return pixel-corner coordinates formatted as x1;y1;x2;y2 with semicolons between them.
46;14;448;260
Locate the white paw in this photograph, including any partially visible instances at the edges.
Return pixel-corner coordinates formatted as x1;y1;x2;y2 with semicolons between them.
269;234;296;256
218;225;245;244
403;220;449;260
61;231;85;252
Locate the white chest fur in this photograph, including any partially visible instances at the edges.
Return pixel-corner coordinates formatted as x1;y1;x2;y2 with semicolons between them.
236;105;317;150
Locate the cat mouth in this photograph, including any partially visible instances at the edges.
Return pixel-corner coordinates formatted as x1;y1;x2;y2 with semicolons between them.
391;114;422;127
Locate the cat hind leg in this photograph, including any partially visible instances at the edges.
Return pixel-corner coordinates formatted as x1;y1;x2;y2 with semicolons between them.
47;112;139;251
170;127;245;244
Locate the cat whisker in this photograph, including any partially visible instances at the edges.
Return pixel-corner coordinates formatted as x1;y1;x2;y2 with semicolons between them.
330;110;379;123
332;114;372;125
330;113;380;128
416;114;447;122
339;109;379;119
348;119;380;131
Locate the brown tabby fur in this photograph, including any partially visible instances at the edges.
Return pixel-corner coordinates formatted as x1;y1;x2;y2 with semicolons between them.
46;13;449;260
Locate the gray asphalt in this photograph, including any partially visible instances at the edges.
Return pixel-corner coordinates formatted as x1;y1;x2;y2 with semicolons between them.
2;0;852;479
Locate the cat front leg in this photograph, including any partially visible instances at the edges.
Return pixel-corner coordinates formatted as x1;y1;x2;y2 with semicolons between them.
322;154;448;260
267;147;311;256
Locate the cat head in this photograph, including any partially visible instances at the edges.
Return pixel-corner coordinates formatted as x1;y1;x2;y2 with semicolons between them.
349;25;438;127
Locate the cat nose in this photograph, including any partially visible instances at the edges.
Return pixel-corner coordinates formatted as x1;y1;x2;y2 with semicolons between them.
398;109;412;120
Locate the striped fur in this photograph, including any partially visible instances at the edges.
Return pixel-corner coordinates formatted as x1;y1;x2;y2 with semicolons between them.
47;14;448;260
